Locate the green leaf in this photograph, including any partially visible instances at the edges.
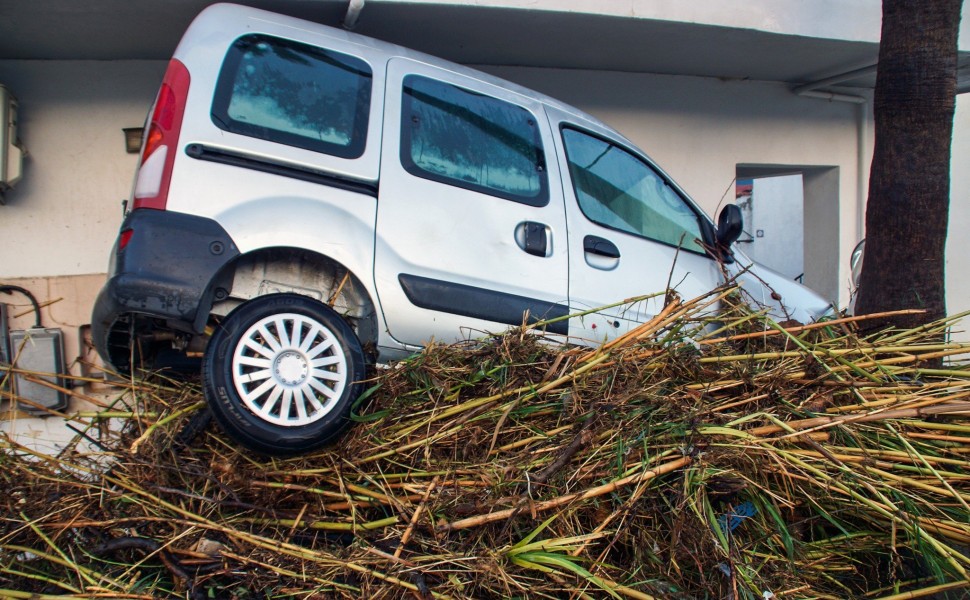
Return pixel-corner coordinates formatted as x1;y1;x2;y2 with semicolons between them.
350;408;390;422
509;555;556;574
759;498;794;559
510;514;559;551
349;383;383;419
510;533;605;555
706;499;730;553
515;552;623;599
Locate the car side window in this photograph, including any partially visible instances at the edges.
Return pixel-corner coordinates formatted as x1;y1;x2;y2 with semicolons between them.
561;127;707;254
400;75;548;206
212;34;372;159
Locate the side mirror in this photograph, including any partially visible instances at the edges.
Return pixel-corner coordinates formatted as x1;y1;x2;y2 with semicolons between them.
850;239;865;287
716;204;743;248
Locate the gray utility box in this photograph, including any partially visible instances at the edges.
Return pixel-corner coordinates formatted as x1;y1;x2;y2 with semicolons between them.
0;84;26;201
7;327;68;413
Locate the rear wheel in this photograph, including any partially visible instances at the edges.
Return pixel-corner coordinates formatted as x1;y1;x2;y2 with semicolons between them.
202;293;366;455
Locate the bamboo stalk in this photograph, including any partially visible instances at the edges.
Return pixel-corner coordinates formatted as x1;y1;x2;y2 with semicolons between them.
2;367;112;408
872;580;970;600
0;591;154;600
242;516;399;531
129;401;206;453
747;402;970;438
439;456;691;532
698;309;927;345
395;475;439;559
220;550;360;594
4;287;970;599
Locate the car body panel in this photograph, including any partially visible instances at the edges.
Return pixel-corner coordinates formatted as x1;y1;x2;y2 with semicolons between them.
92;2;835;379
373;57;570;346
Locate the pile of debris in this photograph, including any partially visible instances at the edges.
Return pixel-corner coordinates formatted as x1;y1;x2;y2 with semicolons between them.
3;288;970;599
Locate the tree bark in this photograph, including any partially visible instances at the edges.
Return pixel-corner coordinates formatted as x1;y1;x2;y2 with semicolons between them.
854;0;963;332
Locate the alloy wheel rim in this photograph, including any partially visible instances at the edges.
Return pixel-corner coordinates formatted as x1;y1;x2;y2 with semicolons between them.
231;312;347;427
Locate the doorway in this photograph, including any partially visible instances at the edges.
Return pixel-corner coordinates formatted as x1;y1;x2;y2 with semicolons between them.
736;174;805;282
736;165;840;304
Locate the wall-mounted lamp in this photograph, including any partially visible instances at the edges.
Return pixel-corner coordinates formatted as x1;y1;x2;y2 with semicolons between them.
123;127;144;154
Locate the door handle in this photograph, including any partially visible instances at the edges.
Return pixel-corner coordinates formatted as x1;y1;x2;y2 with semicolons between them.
515;221;551;257
583;235;620;258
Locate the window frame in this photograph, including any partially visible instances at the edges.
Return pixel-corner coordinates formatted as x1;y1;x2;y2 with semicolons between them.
399;74;549;207
211;33;373;160
560;124;715;256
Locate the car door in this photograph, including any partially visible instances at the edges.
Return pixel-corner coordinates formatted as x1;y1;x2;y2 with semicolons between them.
374;59;569;347
549;115;725;344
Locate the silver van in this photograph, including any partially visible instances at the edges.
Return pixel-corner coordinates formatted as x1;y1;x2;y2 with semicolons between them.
92;3;832;454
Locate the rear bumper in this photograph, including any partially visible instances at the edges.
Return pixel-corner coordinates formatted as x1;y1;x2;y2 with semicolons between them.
91;209;239;371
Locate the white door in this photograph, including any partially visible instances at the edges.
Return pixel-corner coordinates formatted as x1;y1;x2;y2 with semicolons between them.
549;120;724;344
738;174;805;281
374;59;569;347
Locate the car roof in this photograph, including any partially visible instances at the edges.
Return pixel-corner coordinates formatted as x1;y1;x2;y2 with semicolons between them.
184;3;612;134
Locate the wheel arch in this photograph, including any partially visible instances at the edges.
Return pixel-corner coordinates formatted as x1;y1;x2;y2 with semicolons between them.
207;247;380;356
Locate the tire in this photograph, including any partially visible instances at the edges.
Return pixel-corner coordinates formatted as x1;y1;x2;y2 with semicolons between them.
202;293;366;456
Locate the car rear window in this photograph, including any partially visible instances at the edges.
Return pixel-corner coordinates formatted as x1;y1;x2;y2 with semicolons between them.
401;75;548;206
212;34;372;159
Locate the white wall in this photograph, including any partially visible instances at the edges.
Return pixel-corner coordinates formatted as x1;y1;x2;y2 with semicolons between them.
387;0;969;51
0;61;166;400
949;95;970;344
0;60;166;278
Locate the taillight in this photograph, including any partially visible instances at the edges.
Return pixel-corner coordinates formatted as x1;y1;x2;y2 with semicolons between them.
132;59;190;211
118;229;134;251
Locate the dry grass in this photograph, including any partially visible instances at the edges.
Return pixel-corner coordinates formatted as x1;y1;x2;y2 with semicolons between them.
2;286;970;599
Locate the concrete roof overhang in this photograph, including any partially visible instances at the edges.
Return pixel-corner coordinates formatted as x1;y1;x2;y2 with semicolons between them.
2;0;969;93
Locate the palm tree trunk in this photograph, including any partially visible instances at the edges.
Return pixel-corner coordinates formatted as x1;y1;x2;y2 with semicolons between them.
854;0;963;332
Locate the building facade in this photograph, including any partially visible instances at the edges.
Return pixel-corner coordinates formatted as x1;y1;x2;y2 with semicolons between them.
1;1;968;425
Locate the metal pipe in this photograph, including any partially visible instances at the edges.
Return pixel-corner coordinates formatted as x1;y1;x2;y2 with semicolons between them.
795;89;866;104
856;99;869;242
791;64;877;96
343;0;365;30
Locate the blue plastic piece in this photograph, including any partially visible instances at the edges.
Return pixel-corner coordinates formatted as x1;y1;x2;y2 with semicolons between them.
717;501;757;534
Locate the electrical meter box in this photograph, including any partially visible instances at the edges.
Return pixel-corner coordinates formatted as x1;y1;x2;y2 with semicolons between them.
0;84;25;201
8;328;68;413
